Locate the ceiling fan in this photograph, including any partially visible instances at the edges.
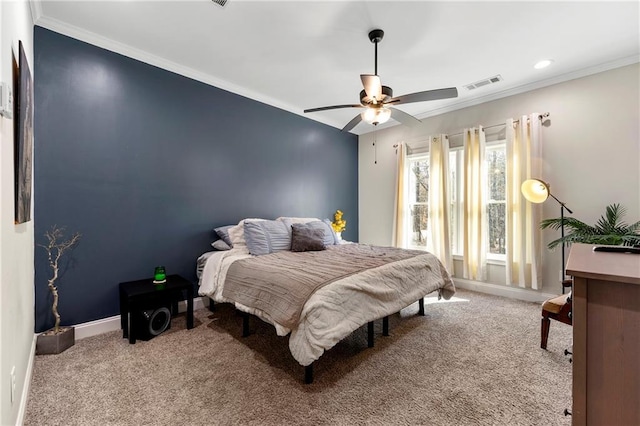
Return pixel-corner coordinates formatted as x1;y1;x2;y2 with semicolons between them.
304;29;458;132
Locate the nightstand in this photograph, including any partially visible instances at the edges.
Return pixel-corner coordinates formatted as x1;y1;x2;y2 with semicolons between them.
119;274;194;344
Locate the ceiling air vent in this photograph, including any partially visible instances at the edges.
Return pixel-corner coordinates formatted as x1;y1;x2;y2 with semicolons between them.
464;74;503;91
212;0;228;7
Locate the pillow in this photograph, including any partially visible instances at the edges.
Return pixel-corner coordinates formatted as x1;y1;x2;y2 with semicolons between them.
227;218;264;247
214;225;234;247
244;219;291;256
211;240;231;251
227;222;246;247
276;217;320;224
322;219;341;244
291;224;326;252
282;218;337;246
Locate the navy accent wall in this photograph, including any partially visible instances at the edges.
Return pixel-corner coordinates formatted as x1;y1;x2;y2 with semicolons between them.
34;27;358;332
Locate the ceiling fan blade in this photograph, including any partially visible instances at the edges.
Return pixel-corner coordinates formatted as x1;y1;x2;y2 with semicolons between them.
304;104;363;113
361;74;382;102
390;107;422;127
341;114;363;132
389;87;458;105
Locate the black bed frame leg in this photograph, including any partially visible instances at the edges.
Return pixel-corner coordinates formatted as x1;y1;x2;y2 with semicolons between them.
208;297;215;312
383;316;389;336
367;321;374;348
418;298;425;316
242;312;250;337
305;364;314;384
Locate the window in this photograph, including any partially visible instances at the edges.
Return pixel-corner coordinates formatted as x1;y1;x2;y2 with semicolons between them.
407;155;429;248
404;140;506;260
486;144;506;258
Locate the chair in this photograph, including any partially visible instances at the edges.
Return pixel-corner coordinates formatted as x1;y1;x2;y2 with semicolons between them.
540;280;573;349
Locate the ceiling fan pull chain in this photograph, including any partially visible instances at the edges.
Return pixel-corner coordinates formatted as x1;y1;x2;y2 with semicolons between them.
373;127;378;164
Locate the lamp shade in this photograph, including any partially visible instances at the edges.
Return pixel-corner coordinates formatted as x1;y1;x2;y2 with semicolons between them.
521;179;550;204
361;107;391;125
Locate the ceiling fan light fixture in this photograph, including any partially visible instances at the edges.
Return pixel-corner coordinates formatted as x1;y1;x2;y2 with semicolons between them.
361;107;391;125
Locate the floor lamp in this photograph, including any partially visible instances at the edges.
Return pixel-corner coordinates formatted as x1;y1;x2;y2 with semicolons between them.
521;179;574;294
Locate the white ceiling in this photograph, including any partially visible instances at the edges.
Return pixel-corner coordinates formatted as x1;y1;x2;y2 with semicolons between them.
32;1;640;135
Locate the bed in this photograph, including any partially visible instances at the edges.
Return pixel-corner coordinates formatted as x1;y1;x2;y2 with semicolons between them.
197;217;455;383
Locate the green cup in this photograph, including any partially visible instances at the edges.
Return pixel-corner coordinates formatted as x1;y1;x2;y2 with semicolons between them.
154;266;166;282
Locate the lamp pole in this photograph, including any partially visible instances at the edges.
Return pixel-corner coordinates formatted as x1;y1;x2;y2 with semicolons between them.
521;179;574;295
549;193;573;294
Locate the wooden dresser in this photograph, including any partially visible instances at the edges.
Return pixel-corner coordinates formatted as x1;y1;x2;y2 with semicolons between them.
566;244;640;425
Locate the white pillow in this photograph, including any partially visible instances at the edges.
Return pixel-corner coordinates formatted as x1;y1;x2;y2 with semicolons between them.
228;218;265;247
276;217;320;224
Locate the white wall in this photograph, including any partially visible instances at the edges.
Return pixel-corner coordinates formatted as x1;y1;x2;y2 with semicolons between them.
0;2;34;425
359;63;640;297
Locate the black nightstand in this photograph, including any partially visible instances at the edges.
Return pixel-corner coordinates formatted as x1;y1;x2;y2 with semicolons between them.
119;274;194;344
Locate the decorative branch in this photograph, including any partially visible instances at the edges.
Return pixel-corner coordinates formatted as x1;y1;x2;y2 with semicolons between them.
38;225;81;334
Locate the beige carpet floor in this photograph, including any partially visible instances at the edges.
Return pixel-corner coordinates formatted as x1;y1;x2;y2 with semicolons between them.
24;289;572;426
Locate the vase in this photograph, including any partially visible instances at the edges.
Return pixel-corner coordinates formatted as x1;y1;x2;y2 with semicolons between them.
336;232;342;240
36;326;75;355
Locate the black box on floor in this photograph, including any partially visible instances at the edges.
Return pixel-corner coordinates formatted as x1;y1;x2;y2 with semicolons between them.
133;306;172;341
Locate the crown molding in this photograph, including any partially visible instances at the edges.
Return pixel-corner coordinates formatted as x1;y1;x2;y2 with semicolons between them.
412;54;640;123
349;54;640;135
33;14;309;121
29;0;43;25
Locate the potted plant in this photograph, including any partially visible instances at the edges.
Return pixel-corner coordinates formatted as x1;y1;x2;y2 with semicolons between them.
540;203;640;248
36;225;81;355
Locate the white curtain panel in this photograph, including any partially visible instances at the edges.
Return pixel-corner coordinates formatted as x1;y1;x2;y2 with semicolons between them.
462;127;487;281
505;114;543;289
428;134;453;272
392;142;406;248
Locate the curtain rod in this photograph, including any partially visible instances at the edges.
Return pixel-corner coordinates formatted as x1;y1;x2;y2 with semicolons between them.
445;112;550;138
393;112;550;148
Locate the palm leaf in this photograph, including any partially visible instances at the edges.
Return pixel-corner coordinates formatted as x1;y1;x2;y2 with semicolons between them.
595;203;626;234
541;203;640;249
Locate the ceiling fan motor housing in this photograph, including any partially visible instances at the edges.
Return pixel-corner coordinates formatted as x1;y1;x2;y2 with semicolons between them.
360;86;393;106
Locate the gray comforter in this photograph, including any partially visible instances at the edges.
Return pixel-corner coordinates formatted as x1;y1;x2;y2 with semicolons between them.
222;244;448;330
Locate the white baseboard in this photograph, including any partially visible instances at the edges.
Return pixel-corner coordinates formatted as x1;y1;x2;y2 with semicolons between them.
16;335;36;426
72;296;207;341
73;315;122;340
453;278;557;303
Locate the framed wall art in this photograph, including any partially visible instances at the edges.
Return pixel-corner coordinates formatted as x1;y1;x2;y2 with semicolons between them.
14;40;33;224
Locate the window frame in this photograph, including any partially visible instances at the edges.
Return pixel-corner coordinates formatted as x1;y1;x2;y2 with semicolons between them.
405;152;430;251
402;139;507;264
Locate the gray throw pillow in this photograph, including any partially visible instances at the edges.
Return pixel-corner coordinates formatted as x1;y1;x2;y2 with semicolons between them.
291;224;326;252
214;225;234;247
282;219;337;246
211;239;231;251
